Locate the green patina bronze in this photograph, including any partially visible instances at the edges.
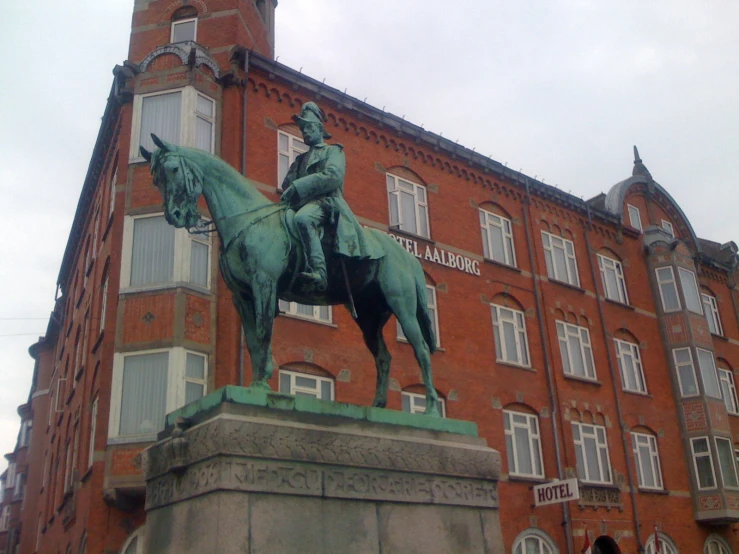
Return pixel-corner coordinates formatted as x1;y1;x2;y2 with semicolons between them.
140;103;440;416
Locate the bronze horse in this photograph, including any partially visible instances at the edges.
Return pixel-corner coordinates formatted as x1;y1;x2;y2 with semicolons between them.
141;135;440;415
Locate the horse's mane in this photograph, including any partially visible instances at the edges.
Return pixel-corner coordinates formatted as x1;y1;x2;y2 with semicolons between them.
150;146;205;197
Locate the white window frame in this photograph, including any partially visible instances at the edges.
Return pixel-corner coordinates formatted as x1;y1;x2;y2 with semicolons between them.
491;304;530;367
479;209;516;267
0;506;9;532
120;213;212;292
702;293;723;336
661;219;675;238
278;300;332;324
677;267;702;314
120;525;146;554
100;275;109;332
572;422;612;484
397;284;440;347
696;348;722;399
277;130;308;190
503;410;544;478
386;173;430;239
631;432;663;490
614;338;647;394
88;395;99;468
718;368;739;415
512;530;557;554
129;87;216;162
278;369;334;400
655;267;681;313
690;436;717;490
556;321;596;380
401;391;446;417
705;535;732;554
627;204;642;232
170;17;197;43
715;436;739;489
597;254;629;304
645;532;677;554
541;231;580;287
108;348;208;440
673;347;699;397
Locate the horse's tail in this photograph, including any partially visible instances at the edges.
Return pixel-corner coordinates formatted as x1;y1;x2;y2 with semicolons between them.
414;261;437;354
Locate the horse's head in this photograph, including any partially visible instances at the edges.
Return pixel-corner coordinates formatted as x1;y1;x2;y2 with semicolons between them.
140;134;203;229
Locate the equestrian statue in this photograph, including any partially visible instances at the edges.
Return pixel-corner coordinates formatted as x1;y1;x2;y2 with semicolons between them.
140;102;441;416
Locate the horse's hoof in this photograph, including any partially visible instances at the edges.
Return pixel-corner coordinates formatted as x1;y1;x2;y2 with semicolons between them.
425;400;441;417
249;380;271;391
371;399;387;409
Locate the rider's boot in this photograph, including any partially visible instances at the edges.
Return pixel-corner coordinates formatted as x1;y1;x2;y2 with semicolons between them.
298;224;328;292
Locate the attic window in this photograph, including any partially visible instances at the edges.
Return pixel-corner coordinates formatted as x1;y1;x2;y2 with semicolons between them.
171;7;198;43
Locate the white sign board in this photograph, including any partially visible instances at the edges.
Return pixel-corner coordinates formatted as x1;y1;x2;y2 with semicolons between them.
533;478;580;507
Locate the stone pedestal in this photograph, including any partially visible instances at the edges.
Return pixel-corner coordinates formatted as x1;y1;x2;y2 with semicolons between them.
141;387;503;554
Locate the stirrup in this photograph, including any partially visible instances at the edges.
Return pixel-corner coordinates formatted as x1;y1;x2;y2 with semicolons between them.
299;271;327;291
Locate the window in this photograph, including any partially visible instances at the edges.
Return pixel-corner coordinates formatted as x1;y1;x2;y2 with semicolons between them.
479;209;516;266
677;267;702;314
121;214;211;290
645;532;677;554
627;204;642;232
88;396;98;467
512;530;556;554
100;273;109;331
171;17;197;42
597;254;629;304
572;422;612;484
715;437;739;489
130;87;215;160
401;391;446;417
556;321;596;380
387;173;430;238
702;293;723;335
631;432;663;489
614;339;646;393
278;300;331;324
279;369;334;400
503;411;544;478
690;437;716;489
705;535;731;554
696;348;721;399
541;231;579;286
109;153;118;217
109;348;208;438
120;526;145;554
398;284;440;347
661;220;674;238
0;506;9;532
277;131;308;190
718;368;739;415
491;304;530;367
7;462;15;486
655;267;681;312
19;420;32;448
673;348;699;397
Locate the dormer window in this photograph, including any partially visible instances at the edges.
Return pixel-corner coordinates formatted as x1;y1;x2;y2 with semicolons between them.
171;7;198;43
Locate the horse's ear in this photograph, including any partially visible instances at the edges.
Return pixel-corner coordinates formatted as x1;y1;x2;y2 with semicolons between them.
140;146;152;162
151;134;169;151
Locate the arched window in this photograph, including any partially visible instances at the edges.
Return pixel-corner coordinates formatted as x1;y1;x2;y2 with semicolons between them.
479;204;516;267
401;386;446;417
491;295;530;368
171;6;198;43
613;331;646;394
503;406;543;478
704;535;731;554
596;250;628;304
397;275;439;347
512;528;558;554
120;526;146;554
716;359;738;415
386;171;430;239
78;531;88;554
630;429;663;490
277;124;308;190
278;363;334;401
701;288;724;336
644;531;678;554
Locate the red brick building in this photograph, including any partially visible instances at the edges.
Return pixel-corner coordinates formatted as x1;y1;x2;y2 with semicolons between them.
2;1;739;553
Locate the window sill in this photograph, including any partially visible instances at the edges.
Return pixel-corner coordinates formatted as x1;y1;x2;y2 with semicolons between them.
546;278;585;293
638;487;668;495
579;480;619;490
728;411;739;418
277;312;337;328
397;336;444;351
507;474;548;485
496;360;535;372
92;332;104;354
388;226;434;245
483;258;521;273
107;434;158;446
622;389;651;398
711;333;729;342
604;298;635;310
80;467;93;483
563;374;601;386
120;282;212;296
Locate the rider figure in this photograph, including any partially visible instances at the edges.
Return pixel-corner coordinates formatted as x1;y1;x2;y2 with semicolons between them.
281;102;382;291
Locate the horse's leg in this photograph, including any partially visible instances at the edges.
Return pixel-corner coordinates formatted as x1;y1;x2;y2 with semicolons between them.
386;293;441;417
234;279;277;389
355;305;392;408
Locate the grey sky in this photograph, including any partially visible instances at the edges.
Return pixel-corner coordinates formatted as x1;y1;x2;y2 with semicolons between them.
1;0;738;470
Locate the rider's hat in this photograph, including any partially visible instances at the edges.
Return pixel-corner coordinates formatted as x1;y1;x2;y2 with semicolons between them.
292;102;332;139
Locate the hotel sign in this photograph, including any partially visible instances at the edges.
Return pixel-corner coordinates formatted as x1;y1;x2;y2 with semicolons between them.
388;233;481;276
532;478;579;507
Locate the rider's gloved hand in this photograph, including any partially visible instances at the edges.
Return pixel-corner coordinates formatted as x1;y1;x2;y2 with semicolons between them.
281;185;298;205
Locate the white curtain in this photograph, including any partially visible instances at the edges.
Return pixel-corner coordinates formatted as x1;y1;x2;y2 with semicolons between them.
120;352;168;435
140;92;182;152
131;217;175;286
189;240;209;287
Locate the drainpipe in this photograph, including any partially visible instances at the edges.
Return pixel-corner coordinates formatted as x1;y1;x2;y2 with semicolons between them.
523;178;574;554
582;203;644;553
238;50;250;386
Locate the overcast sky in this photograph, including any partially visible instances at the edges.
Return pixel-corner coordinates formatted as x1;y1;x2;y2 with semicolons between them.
1;0;738;470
